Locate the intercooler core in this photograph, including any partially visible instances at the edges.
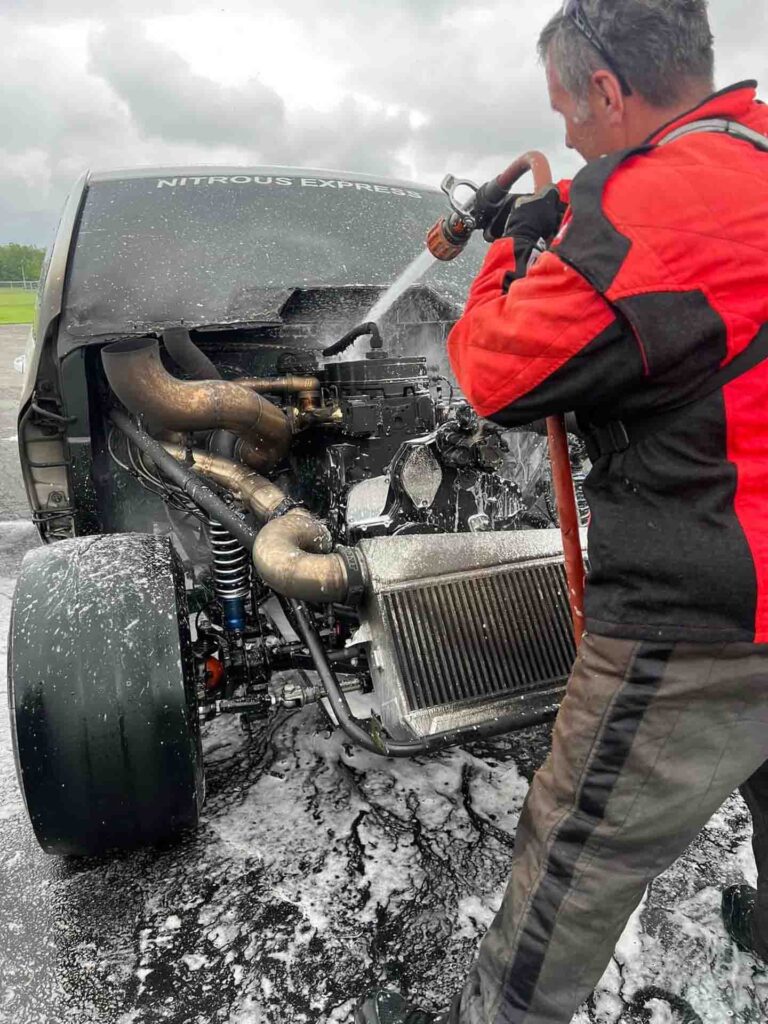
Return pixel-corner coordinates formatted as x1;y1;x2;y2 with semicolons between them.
356;532;579;741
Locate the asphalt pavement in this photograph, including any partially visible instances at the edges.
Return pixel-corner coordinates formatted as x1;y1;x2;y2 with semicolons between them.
0;325;30;521
0;323;766;1023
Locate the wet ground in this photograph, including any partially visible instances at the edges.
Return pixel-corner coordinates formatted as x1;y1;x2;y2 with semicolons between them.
0;324;767;1023
0;324;30;521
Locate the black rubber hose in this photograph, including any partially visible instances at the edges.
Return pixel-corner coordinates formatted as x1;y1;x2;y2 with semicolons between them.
289;599;559;758
163;327;222;381
109;409;257;551
322;321;383;358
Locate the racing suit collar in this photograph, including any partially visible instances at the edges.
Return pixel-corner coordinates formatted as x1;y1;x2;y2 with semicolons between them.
646;80;759;146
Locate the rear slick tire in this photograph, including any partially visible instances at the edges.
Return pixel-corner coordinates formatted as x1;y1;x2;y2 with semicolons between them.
8;533;204;857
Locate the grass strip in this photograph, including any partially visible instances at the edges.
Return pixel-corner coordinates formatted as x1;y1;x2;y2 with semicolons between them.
0;289;35;326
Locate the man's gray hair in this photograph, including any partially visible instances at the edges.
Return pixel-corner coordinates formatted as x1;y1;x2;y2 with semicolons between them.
539;0;715;107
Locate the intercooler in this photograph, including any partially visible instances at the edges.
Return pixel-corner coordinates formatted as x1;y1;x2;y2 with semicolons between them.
355;532;582;741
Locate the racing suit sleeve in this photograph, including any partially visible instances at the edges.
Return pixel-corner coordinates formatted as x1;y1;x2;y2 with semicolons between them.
447;237;646;427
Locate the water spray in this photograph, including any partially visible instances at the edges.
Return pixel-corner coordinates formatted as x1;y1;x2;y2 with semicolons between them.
323;151;586;647
426;150;586;646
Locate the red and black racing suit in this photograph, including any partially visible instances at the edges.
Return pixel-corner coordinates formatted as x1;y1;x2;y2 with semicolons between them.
445;83;768;1024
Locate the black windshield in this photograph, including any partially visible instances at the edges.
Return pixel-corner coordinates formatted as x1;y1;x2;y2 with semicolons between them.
63;173;486;335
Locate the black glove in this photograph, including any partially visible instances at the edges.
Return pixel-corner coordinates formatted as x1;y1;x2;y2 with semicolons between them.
480;192;528;243
503;184;567;244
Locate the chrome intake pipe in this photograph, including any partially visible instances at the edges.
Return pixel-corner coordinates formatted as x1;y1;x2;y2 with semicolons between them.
162;445;351;605
102;337;292;473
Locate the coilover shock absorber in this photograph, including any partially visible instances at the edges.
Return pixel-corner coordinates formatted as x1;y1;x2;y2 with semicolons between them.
208;517;251;632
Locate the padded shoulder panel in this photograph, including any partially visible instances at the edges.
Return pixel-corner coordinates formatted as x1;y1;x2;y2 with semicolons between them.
555;147;649;294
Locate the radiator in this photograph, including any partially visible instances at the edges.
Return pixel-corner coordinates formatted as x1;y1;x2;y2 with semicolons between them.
355;531;580;740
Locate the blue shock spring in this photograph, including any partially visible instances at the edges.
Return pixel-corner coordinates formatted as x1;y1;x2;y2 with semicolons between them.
208;517;250;632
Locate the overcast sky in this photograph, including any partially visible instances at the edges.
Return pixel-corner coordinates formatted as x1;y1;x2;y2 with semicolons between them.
2;0;766;248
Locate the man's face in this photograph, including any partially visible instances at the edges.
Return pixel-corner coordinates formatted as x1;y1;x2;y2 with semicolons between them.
546;58;620;161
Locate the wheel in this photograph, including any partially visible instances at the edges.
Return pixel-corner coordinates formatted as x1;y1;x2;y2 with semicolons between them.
8;534;204;856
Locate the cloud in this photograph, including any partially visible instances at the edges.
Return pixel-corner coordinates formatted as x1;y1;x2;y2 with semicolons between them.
89;22;286;147
1;0;766;247
1;3;563;246
325;0;579;185
1;21;131;243
0;13;426;245
87;22;415;176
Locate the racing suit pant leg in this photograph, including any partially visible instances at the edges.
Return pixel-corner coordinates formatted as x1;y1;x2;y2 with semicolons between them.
739;761;768;955
455;633;768;1024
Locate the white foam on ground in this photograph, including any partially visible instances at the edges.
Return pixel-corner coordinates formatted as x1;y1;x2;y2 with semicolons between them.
0;524;766;1021
0;576;24;823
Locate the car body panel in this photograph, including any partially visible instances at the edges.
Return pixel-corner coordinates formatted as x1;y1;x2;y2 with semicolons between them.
19;172;89;411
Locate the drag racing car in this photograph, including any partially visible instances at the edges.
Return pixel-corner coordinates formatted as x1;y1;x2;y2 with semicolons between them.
8;166;584;856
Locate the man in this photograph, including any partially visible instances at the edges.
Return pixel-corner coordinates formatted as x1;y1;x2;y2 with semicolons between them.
356;1;768;1022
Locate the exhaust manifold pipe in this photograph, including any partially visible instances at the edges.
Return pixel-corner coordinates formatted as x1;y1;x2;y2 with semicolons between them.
104;339;357;605
102;337;292;472
162;445;352;605
253;510;350;604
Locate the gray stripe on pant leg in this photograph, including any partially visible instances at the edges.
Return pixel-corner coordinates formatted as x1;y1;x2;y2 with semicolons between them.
492;642;673;1024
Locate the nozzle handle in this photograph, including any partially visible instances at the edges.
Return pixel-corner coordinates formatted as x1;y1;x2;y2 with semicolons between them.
426;151;554;262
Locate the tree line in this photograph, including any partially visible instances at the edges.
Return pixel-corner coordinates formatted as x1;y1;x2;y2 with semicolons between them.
0;244;46;282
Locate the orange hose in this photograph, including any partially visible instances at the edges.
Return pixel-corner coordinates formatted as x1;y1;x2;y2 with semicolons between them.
496;151;553;192
429;148;587;644
511;153;586;647
547;418;586;646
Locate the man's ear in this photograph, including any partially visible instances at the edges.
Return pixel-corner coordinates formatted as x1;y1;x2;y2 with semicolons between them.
590;69;625;124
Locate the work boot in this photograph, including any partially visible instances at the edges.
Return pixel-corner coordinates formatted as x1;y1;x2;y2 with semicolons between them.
722;885;768;962
355;989;451;1024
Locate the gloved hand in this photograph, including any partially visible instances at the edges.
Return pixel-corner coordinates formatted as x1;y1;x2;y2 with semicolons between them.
495;184;569;288
503;184;567;244
480;192;525;243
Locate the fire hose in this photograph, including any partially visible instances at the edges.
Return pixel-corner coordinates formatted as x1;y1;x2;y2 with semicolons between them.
426;152;586;646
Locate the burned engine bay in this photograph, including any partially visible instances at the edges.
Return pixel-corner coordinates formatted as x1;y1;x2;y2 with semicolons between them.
98;301;587;754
